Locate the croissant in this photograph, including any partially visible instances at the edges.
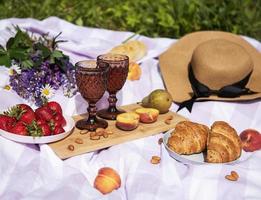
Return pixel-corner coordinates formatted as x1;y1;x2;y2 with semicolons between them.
167;121;209;155
206;121;242;163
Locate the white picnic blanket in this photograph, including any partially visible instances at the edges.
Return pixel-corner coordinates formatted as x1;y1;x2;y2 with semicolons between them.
0;17;261;200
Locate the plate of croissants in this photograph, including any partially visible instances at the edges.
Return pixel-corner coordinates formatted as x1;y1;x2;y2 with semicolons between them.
163;120;252;165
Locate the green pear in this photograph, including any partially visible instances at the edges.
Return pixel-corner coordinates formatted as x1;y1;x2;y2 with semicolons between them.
142;89;173;114
141;96;150;107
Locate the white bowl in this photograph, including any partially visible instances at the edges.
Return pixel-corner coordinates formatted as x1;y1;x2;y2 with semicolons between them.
0;115;74;144
163;129;252;165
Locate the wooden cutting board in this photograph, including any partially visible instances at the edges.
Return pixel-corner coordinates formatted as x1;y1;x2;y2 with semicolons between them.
49;104;186;159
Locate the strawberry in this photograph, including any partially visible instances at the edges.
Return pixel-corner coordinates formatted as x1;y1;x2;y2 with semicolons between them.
26;121;41;137
39;123;51;136
9;123;28;135
47;101;63;115
53;125;65;135
35;106;53;122
18;104;34;113
36;119;46;126
0;115;16;131
4;104;35;125
54;113;66;127
19;109;35;125
27;120;51;137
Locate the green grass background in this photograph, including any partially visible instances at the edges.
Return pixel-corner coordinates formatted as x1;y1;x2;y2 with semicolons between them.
0;0;260;40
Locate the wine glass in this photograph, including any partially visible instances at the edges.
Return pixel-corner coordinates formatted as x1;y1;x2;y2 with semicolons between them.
75;60;109;131
97;54;129;120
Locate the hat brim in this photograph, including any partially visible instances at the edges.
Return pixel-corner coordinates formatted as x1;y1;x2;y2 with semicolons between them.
159;31;261;103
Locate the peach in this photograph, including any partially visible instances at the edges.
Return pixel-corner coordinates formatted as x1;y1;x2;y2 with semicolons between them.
127;62;142;81
116;112;140;131
240;129;261;152
94;167;121;194
135;108;159;123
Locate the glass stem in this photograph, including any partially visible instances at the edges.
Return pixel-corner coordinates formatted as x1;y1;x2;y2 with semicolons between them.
108;93;118;113
88;103;97;124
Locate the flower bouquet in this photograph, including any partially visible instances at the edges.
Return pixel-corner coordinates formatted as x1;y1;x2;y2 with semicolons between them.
0;27;77;106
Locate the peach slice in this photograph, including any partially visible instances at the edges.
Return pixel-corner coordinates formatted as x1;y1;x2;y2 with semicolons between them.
94;167;121;194
135;108;159;123
116;112;140;131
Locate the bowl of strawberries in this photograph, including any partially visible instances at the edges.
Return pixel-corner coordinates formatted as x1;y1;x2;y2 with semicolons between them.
0;101;74;144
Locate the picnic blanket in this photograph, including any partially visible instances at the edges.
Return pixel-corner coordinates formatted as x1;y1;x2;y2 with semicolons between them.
0;17;261;200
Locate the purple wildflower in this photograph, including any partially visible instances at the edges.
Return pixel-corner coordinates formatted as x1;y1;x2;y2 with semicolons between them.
9;60;76;106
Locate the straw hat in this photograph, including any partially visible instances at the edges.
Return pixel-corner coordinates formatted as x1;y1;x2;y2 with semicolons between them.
159;31;261;111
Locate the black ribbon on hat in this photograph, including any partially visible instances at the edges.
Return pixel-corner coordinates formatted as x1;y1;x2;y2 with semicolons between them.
177;65;256;112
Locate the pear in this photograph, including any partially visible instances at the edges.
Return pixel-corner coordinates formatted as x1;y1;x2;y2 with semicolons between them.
141;89;173;114
141;96;150;107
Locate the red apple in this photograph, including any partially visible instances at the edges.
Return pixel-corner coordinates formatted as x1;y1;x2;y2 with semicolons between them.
240;129;261;152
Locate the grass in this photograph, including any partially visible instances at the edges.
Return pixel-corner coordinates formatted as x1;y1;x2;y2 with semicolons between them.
0;0;260;40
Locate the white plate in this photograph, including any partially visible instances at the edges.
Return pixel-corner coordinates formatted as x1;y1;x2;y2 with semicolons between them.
163;129;252;165
0;115;74;144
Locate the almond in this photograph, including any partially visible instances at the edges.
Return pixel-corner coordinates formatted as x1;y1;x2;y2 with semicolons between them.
225;171;239;181
225;174;237;181
80;130;88;135
107;130;113;135
96;128;106;133
90;132;96;137
68;144;75;151
150;156;161;164
167;115;173;120
75;138;83;144
96;131;105;136
103;132;109;138
90;135;100;140
231;171;239;179
164;119;171;125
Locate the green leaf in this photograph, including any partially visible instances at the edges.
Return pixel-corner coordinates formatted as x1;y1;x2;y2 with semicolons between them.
8;48;27;60
49;56;55;64
34;43;51;58
51;50;63;58
0;48;6;55
6;37;15;50
7;29;32;50
55;57;68;73
0;55;11;67
21;60;34;69
33;57;43;68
